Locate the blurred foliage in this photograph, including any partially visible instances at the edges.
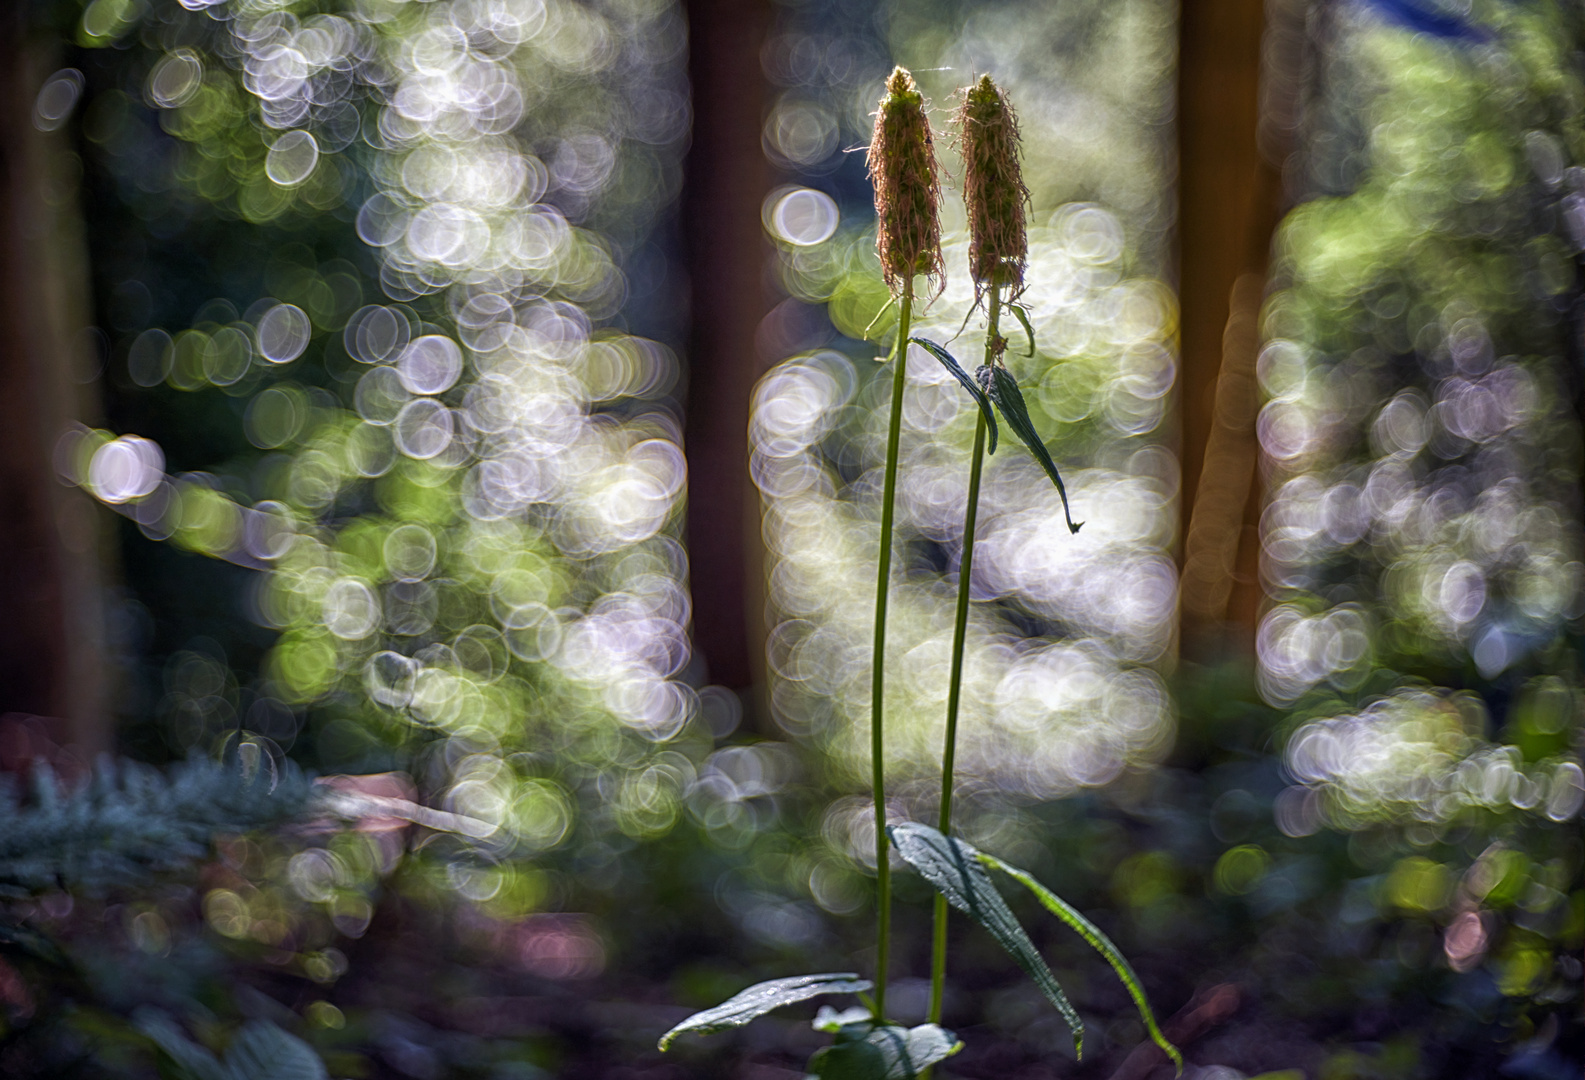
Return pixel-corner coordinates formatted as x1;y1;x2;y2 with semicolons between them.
1249;4;1585;1061
752;0;1181;824
0;756;309;895
0;0;1579;1077
1260;2;1585;706
55;0;713;939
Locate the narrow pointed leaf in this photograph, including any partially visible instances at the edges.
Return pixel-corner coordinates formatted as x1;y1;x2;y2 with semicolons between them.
978;853;1182;1074
1007;303;1037;357
865;296;900;341
888;822;1082;1057
910;337;998;454
657;973;872;1050
808;1021;962;1080
986;366;1081;533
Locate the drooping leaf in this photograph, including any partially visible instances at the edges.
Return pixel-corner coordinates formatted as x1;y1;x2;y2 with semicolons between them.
1007;303;1037;357
887;822;1082;1057
807;1021;962;1080
224;1021;329;1080
910;337;998;454
657;973;872;1050
985;366;1081;533
978;852;1182;1074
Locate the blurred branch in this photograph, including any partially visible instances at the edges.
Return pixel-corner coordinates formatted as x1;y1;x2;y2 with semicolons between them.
312;773;497;839
0;760;501;898
0;756;310;896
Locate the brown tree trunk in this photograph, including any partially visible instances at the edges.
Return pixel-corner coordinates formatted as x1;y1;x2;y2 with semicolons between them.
0;22;110;762
680;0;773;697
1175;0;1296;653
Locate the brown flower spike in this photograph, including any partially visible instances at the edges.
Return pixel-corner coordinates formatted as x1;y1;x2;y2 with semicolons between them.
867;67;944;298
956;75;1029;304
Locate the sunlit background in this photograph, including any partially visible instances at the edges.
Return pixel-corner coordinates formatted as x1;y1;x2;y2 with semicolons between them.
1256;4;1585;838
0;0;1579;1076
750;0;1180;860
58;0;705;910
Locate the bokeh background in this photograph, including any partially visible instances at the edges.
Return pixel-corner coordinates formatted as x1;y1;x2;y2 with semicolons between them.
0;0;1580;1077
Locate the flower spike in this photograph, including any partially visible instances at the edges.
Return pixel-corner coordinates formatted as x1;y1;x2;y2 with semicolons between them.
868;67;945;299
955;75;1030;313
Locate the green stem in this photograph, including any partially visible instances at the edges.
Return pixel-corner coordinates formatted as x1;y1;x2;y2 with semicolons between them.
927;286;1000;1031
871;283;913;1021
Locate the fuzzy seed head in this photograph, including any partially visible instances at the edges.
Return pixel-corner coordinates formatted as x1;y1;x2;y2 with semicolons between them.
956;75;1029;301
867;66;944;298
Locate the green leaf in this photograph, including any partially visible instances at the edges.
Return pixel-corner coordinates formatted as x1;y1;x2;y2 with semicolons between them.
909;337;999;454
807;1021;962;1080
807;1029;886;1080
977;853;1182;1075
657;973;872;1050
986;366;1080;533
864;296;900;341
224;1021;329;1080
1007;303;1037;357
813;1005;873;1033
887;822;1082;1058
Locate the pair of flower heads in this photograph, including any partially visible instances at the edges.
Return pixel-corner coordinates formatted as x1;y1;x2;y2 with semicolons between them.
650;70;1187;1080
870;69;1027;325
869;66;1081;535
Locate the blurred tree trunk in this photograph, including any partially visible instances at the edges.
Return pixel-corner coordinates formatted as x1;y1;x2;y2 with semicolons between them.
1176;0;1300;654
0;21;110;761
680;0;772;699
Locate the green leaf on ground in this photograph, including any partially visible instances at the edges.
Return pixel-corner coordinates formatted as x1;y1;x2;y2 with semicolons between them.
134;1010;228;1080
887;822;1082;1058
808;1021;962;1079
224;1021;329;1080
657;973;873;1050
909;337;999;454
978;852;1182;1074
985;366;1081;533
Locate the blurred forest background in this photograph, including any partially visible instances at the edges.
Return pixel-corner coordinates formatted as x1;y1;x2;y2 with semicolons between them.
0;0;1581;1077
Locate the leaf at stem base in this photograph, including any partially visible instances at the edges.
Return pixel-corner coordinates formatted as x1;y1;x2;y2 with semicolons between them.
976;851;1183;1074
807;1020;962;1080
657;973;872;1050
889;821;1183;1075
887;821;1083;1058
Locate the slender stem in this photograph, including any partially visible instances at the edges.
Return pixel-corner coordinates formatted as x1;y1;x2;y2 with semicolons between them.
927;286;1000;1031
871;282;913;1021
